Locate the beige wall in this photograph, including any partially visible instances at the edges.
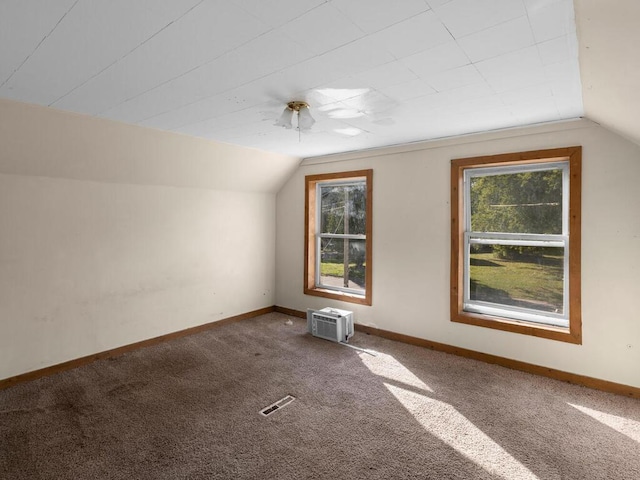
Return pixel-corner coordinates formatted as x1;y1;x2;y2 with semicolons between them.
275;120;640;388
0;98;299;193
0;100;298;380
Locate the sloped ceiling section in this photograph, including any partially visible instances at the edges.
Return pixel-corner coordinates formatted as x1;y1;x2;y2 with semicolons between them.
0;0;584;159
576;0;640;147
0;98;300;193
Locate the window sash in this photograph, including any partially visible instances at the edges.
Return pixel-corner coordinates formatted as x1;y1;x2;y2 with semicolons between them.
468;232;565;247
463;162;569;236
318;233;366;240
318;182;366;236
463;233;570;327
463;301;568;328
315;181;367;295
462;162;570;328
315;236;366;295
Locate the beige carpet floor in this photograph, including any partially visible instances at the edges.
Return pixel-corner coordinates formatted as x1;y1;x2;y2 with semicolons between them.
1;312;639;479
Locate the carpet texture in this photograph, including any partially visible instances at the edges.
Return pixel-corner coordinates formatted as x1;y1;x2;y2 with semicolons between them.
1;312;639;479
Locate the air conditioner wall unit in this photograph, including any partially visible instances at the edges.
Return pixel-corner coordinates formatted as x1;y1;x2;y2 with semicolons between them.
307;307;354;343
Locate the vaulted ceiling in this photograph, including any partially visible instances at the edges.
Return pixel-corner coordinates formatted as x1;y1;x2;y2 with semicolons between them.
0;1;636;158
575;0;640;148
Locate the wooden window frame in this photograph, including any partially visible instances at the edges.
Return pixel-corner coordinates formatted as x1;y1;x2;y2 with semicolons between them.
305;170;373;306
451;147;582;344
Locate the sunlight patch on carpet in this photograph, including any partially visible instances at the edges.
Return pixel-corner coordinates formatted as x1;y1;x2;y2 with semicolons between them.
384;383;539;480
358;351;433;393
569;403;640;443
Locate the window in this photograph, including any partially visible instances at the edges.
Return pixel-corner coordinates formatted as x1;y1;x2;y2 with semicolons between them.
451;147;581;343
305;170;372;305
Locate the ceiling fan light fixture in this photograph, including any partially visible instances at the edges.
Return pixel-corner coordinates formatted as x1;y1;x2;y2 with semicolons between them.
275;101;315;132
275;107;294;129
297;105;315;131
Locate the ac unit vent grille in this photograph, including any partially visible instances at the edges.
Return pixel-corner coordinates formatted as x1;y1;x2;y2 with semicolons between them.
307;308;354;343
316;316;338;339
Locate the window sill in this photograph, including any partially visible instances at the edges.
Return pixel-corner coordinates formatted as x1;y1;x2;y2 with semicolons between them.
452;310;581;344
304;286;371;306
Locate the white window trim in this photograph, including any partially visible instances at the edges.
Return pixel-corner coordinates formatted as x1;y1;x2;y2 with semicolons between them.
315;180;367;296
462;161;570;328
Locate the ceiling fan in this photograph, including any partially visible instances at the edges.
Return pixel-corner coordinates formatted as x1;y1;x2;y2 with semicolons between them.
274;101;315;131
270;88;398;137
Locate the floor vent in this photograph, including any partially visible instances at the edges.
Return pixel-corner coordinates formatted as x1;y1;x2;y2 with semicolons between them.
259;395;296;417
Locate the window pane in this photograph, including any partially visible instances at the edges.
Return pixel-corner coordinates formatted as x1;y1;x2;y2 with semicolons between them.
470;169;563;234
319;238;366;292
469;245;564;314
320;183;366;235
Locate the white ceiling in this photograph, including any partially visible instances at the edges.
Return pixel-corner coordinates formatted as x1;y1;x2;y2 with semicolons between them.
0;0;585;158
